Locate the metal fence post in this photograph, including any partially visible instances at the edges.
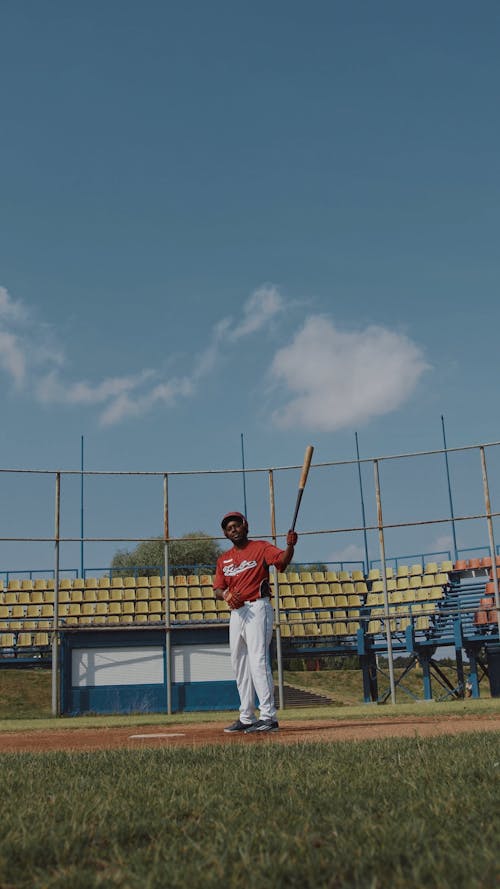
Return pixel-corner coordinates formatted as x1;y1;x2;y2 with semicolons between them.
373;460;397;705
479;447;500;640
52;472;61;717
163;473;172;715
269;469;285;711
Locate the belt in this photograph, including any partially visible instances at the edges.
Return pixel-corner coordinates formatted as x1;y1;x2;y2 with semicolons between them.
235;590;272;607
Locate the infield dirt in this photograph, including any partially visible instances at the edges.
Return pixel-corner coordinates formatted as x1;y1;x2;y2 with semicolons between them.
0;713;498;753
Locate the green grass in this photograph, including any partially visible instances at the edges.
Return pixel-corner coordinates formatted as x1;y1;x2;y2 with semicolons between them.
0;734;498;888
283;665;492;704
0;668;499;732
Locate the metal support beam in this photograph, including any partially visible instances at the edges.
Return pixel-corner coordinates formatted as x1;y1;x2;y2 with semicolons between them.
373;460;396;704
269;469;284;711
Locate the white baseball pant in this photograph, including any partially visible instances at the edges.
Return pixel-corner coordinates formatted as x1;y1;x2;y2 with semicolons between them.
229;598;277;722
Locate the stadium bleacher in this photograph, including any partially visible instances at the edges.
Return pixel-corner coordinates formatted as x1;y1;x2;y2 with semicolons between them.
0;558;486;656
0;555;497;670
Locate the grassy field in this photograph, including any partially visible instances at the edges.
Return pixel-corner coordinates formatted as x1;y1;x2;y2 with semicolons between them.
0;665;492;722
0;669;500;730
0;734;498;888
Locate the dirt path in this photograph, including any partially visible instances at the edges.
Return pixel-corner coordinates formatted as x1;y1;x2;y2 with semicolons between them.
0;714;498;753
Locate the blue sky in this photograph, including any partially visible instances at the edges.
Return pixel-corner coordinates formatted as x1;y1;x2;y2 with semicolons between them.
1;1;499;574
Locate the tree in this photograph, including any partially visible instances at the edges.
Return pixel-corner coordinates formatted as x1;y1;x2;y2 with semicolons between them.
111;531;222;577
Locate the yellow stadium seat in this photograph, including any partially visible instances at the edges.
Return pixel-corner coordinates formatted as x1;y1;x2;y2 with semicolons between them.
351;570;364;581
33;579;47;591
0;633;15;647
84;577;98;589
282;597;296;610
29;591;44;605
72;578;85;590
368;568;380;581
291;624;305;637
324;571;338;582
199;574;213;585
434;573;448;586
334;622;348;636
173;575;187;586
367;620;382;634
312;571;325;582
321;595;335;607
34;633;49;647
424;563;438;574
415;616;430;631
439;561;453;573
304;622;320;636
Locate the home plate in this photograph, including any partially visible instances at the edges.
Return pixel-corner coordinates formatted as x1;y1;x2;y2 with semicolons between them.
129;732;186;739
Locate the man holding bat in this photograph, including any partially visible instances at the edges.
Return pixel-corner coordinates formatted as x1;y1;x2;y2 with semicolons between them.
214;512;298;733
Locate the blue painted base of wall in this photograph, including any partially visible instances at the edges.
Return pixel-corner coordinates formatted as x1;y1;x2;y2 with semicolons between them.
67;680;239;716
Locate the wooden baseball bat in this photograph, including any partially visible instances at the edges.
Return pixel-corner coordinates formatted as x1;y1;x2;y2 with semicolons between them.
290;445;314;531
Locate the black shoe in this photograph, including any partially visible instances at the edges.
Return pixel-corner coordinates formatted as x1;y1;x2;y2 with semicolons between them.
223;719;254;733
244;719;279;734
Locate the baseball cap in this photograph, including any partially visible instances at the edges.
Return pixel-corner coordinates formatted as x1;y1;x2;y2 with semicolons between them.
221;511;247;530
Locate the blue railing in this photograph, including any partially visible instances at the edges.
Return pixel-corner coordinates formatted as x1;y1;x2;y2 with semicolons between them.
0;559;367;584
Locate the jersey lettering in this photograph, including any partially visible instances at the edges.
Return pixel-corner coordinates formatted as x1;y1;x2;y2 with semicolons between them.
223;559;258;577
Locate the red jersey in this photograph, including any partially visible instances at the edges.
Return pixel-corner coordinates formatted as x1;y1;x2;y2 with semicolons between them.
213;539;286;605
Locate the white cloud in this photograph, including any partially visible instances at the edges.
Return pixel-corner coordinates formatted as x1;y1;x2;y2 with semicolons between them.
226;285;284;341
270;315;430;431
0;330;26;388
0;283;430;430
0;283;285;425
0;286;28;322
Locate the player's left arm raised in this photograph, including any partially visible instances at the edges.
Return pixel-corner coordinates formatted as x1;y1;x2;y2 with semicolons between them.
280;530;298;571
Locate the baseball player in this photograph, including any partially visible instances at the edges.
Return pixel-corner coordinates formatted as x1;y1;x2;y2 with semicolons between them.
214;511;298;733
